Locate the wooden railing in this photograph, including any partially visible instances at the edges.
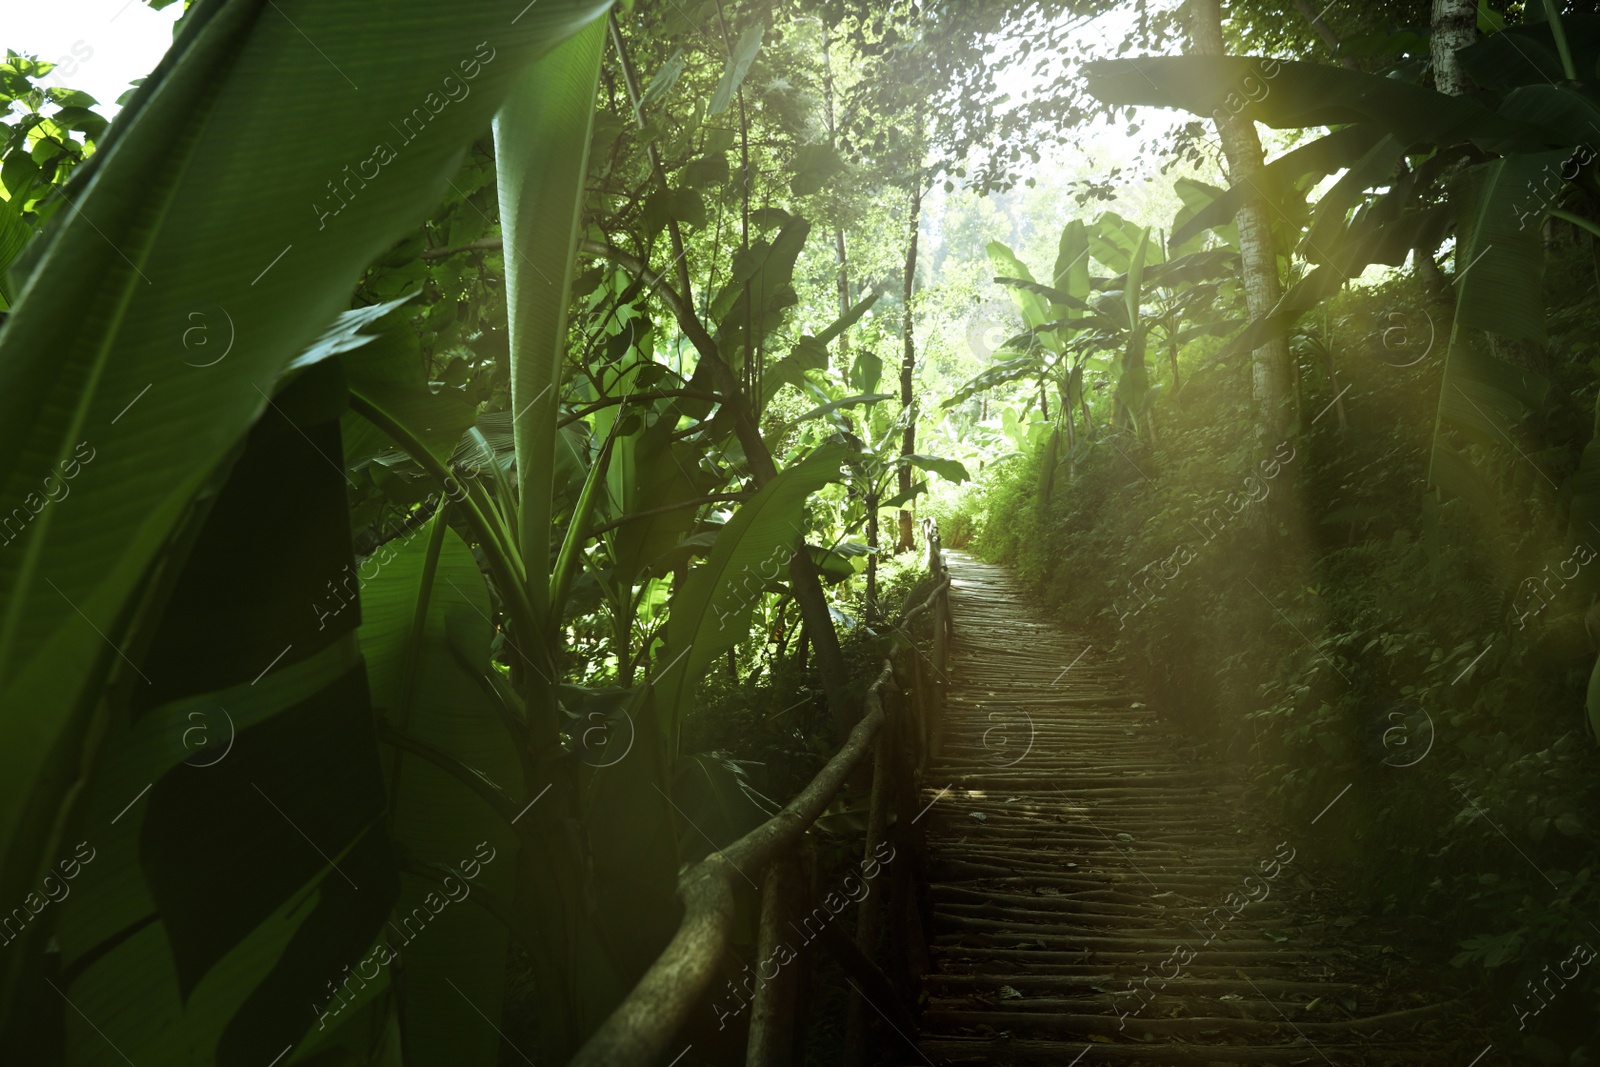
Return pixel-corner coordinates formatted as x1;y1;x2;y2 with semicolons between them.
570;520;952;1067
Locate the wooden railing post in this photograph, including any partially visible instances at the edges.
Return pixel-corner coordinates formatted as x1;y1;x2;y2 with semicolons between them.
570;523;954;1067
747;856;801;1067
844;690;894;1066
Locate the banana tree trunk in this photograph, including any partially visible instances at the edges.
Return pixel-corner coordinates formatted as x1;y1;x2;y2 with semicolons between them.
495;22;620;1062
1187;0;1294;440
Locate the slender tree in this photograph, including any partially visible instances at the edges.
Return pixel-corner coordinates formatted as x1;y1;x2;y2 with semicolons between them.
1431;0;1478;96
1187;0;1294;439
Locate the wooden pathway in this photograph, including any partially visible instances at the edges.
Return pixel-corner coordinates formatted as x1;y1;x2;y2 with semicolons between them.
908;553;1484;1066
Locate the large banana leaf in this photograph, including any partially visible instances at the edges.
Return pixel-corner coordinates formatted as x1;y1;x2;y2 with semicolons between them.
941;356;1045;408
711;217;813;372
358;517;523;1067
1452;153;1564;343
1090;210;1156;274
0;1;611;1036
1050;220;1093;335
1169;126;1386;251
1300;135;1406;262
1459;15;1600;89
1172;177;1239;254
1083;56;1544;153
987;240;1051;337
1427;154;1558;513
495;17;608;641
42;364;398;1064
651;443;850;754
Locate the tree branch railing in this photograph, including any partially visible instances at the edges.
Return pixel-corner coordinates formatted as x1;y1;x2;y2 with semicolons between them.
569;520;952;1067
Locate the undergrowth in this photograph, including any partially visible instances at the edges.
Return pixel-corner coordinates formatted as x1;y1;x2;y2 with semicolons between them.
949;255;1600;1063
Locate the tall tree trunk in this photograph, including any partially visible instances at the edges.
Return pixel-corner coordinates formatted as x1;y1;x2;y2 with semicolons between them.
865;493;879;606
1431;0;1478;96
896;179;922;552
822;30;852;332
1187;0;1294;440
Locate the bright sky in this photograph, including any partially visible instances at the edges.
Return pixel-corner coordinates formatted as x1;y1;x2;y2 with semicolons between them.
4;0;181;114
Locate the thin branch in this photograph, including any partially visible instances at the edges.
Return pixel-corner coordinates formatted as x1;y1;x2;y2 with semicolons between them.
588;493;753;538
557;388;725;428
420;237;505;260
580;239;725;372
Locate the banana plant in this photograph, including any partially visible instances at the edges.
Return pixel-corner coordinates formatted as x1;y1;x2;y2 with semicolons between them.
971;221;1096;499
1087;9;1600;736
0;2;615;1062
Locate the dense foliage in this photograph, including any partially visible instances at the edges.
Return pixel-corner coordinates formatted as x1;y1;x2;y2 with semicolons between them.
12;0;1600;1063
940;3;1600;1062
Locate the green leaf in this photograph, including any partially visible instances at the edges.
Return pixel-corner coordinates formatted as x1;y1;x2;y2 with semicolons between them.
0;195;33;309
987;239;1048;329
1083;56;1543;154
880;481;926;510
1170;127;1384;251
941;356;1043;407
359;517;522;1067
1301;134;1407;262
1090;211;1153;274
994;276;1095;315
786;392;895;429
712;217;811;369
644;186;708;233
1453;152;1563;343
764;336;829;397
1051;219;1092;320
708;21;763;117
52;365;397;1062
1172;177;1239;253
43;87;98;109
639;48;685;109
652;444;849;753
806;544;857;585
1123;225;1151;332
849;348;883;394
681;150;730;187
495;14;609;642
0;8;612;1038
904;453;970;484
815;290;879;346
791;142;846;197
